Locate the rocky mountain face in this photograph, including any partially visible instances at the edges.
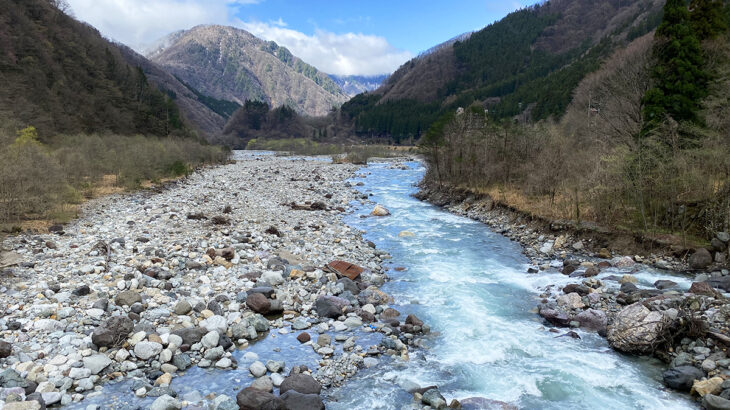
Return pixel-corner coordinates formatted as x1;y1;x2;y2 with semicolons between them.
329;74;388;97
147;25;349;117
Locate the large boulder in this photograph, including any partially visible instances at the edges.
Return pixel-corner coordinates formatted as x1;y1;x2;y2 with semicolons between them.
246;293;271;314
279;373;322;395
689;248;713;270
538;307;571;327
689;281;718;297
662;366;705;392
236;387;285;410
557;293;584;309
314;296;349;319
575;309;607;333
279;390;325;410
92;316;133;348
606;303;672;354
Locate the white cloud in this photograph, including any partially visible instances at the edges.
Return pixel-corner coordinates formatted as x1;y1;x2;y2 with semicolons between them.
67;0;232;50
239;20;412;76
66;0;411;76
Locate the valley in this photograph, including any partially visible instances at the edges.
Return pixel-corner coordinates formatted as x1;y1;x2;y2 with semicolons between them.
1;0;730;409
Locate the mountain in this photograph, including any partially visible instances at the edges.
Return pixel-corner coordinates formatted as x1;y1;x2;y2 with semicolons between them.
147;25;349;117
341;0;665;142
0;0;188;137
329;74;389;97
118;45;235;137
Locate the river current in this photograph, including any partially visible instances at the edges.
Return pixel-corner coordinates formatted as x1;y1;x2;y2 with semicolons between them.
328;160;696;409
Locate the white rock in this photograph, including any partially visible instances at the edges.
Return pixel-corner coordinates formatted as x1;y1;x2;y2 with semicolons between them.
83;354;112;375
201;331;219;349
215;358;232;368
261;271;284;285
159;349;172;363
69;367;91;379
115;349;130;362
134;341;163;360
200;315;227;334
249;361;267;377
129;331;146;346
270;372;285;387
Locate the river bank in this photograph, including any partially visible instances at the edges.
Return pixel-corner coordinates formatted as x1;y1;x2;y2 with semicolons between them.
416;179;730;408
0;152;427;409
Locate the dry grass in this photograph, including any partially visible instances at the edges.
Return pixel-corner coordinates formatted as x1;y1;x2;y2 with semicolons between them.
3;173;190;233
0;128;228;232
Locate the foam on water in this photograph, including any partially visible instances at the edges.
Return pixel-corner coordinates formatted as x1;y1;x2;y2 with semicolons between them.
328;161;696;410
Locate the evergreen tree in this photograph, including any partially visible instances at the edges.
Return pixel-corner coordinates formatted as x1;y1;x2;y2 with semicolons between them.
690;0;728;40
642;0;709;129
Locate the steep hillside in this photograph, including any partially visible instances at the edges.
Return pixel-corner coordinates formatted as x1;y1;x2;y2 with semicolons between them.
342;0;665;141
147;25;349;117
118;45;234;137
329;74;388;96
0;0;186;137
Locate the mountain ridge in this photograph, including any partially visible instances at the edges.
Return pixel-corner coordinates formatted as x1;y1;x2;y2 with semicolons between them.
340;0;666;142
147;25;349;117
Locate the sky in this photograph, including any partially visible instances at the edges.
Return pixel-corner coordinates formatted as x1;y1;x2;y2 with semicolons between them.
67;0;536;76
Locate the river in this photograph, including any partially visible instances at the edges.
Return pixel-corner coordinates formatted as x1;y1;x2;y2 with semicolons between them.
327;160;696;409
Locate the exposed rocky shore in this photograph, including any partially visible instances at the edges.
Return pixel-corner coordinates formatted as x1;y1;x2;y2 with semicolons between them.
0;154;429;409
417;182;730;409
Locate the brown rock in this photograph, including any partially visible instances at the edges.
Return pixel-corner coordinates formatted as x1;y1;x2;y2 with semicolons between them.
115;290;142;307
296;333;310;343
689;248;713;270
692;377;724;397
246;293;271;314
219;247;235;261
148;334;163;344
405;314;423;327
327;260;364;281
584;266;600;277
381;308;401;319
689;282;717;297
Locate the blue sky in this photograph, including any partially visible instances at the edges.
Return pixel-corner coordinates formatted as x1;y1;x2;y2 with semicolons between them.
67;0;536;76
235;0;535;55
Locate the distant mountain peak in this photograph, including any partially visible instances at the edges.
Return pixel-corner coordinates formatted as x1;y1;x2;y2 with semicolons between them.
329;74;389;97
147;25;348;117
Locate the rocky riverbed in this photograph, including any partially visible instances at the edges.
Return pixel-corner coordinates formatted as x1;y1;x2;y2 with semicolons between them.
0;153;428;409
417;183;730;409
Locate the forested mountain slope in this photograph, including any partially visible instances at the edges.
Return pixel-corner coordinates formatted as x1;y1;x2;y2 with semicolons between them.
342;0;665;142
0;0;186;137
118;45;234;137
